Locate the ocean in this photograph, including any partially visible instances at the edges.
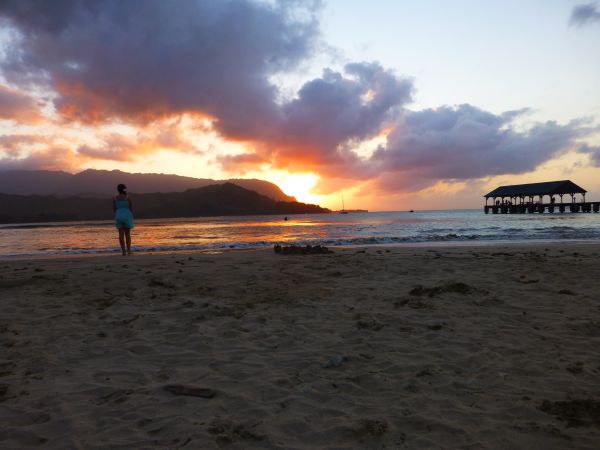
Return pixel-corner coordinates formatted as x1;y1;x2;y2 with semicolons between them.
1;209;599;258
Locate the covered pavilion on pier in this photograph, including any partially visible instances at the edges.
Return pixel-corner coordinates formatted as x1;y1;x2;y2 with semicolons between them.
483;180;598;214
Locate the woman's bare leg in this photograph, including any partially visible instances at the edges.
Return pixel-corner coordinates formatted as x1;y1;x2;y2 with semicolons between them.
125;228;132;254
118;228;126;255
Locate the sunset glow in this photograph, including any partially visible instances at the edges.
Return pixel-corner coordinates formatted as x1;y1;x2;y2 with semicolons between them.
274;173;321;205
4;5;600;448
0;1;599;210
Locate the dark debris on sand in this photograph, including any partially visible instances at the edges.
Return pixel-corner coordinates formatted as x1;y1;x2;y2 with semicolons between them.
558;289;576;296
148;277;176;288
164;384;216;398
0;383;9;401
539;399;600;428
207;418;266;443
353;418;389;438
274;244;333;255
409;282;478;297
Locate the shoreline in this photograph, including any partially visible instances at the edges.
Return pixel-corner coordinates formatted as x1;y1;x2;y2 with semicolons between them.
2;238;600;261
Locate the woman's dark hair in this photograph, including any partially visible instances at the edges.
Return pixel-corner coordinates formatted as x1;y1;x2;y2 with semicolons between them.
117;184;127;194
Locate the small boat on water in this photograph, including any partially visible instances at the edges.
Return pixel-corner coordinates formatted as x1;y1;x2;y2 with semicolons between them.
339;193;349;214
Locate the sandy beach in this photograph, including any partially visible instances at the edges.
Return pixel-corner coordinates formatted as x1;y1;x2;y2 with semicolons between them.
1;244;599;449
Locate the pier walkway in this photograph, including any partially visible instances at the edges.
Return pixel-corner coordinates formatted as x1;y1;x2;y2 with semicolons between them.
484;202;600;214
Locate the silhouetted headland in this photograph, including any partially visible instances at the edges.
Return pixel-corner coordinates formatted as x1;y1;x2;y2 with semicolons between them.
0;183;329;224
0;169;296;202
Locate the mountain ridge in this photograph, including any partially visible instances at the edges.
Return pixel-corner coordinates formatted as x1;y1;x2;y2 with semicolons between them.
0;169;297;202
0;183;329;224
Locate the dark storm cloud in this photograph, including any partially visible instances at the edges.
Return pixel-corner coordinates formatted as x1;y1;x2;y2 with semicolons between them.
277;62;412;162
368;105;596;192
570;3;600;27
215;61;413;171
0;0;320;138
0;0;93;33
579;143;600;165
0;0;598;193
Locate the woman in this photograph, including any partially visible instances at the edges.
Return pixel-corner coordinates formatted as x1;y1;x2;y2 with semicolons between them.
113;184;134;255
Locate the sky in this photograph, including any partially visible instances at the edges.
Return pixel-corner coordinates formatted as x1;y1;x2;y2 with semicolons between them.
0;0;599;210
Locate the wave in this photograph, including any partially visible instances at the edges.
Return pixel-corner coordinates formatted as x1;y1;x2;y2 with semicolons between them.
3;213;600;257
7;232;600;258
0;221;112;230
0;234;600;258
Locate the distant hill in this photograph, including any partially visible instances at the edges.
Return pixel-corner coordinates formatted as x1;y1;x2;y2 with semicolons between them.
0;169;296;202
0;183;329;224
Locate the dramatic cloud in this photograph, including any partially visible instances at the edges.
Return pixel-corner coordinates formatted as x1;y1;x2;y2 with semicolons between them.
76;122;201;162
277;63;412;163
579;143;600;165
369;105;596;192
0;84;41;122
0;0;320;137
76;135;155;162
218;152;267;173
0;119;200;169
0;131;81;171
0;146;80;171
0;0;598;195
570;3;600;27
219;62;413;170
0;134;39;154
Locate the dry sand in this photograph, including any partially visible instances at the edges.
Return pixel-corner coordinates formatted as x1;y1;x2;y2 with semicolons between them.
0;244;599;449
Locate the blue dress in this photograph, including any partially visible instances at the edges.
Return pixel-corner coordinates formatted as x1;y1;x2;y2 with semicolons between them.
115;198;134;229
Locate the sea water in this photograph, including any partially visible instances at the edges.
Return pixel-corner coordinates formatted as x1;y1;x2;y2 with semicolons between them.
1;209;599;257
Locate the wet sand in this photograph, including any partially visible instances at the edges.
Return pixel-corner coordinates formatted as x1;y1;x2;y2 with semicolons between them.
1;245;599;449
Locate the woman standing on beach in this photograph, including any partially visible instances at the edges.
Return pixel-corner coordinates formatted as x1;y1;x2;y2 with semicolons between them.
113;184;134;255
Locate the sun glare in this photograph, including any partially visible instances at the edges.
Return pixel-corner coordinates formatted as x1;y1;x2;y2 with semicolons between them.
278;173;321;205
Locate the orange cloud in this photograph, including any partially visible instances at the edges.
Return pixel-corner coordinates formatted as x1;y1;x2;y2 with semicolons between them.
0;146;81;172
0;84;43;123
1;0;599;206
0;117;204;171
217;152;268;173
76;121;201;162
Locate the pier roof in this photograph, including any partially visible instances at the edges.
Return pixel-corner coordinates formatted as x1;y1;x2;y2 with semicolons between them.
484;180;586;198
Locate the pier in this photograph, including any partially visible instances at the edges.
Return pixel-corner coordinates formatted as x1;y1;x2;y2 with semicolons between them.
483;180;599;214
